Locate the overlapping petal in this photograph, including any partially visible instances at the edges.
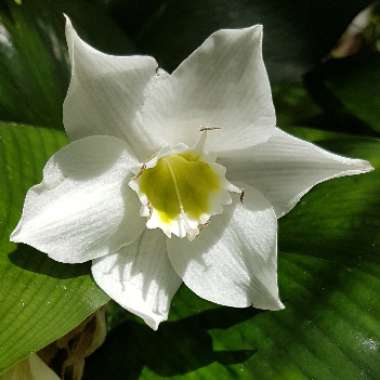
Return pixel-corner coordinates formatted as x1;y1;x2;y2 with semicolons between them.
11;135;144;263
64;16;163;160
167;185;283;310
92;229;182;330
140;25;276;152
221;128;374;217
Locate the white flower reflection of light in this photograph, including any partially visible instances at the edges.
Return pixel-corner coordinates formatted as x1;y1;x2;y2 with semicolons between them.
11;16;373;330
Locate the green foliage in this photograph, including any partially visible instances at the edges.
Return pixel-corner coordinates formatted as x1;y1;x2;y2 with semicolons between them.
306;54;380;135
272;84;322;128
0;123;109;374
0;0;134;129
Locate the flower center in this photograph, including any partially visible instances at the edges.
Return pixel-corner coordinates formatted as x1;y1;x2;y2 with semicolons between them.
139;151;220;223
129;145;238;240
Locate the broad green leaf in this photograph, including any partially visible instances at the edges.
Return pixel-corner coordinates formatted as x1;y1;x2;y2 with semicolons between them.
0;123;109;374
306;54;380;134
135;0;370;82
84;133;380;379
273;84;322;128
283;126;365;144
0;0;134;129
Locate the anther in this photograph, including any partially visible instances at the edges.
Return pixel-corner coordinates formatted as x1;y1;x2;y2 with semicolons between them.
240;190;245;203
134;163;146;179
200;127;222;132
200;221;210;230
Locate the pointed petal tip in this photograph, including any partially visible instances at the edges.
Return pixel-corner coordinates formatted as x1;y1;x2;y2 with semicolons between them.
235;24;263;39
238;24;262;34
272;299;286;311
64;13;75;56
253;297;285;312
118;303;167;331
63;13;73;33
347;158;375;174
145;315;164;331
9;225;23;244
248;24;263;39
9;232;19;243
357;159;375;172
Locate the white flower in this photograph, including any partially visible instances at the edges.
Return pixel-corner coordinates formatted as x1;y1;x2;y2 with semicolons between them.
1;354;59;380
11;16;373;330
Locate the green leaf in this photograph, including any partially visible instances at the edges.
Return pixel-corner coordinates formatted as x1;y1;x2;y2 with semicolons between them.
0;122;109;374
273;84;322;128
0;0;134;129
306;54;380;134
136;0;370;82
84;133;380;379
283;126;364;143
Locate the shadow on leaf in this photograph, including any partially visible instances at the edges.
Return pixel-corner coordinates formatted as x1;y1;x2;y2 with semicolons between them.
9;244;90;279
84;307;258;379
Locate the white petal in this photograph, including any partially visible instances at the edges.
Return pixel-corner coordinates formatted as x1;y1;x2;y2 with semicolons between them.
1;354;60;380
221;128;374;218
141;25;276;152
167;185;283;311
64;16;162;160
11;136;144;263
92;229;181;330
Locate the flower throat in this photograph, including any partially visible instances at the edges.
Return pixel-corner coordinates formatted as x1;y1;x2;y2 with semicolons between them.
139;151;220;224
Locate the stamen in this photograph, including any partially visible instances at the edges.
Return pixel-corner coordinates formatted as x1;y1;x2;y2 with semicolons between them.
240;190;245;203
199;221;210;230
134;163;146;179
195;127;222;152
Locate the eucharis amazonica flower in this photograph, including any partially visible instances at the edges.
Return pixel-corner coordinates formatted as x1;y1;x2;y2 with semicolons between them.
11;16;373;330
